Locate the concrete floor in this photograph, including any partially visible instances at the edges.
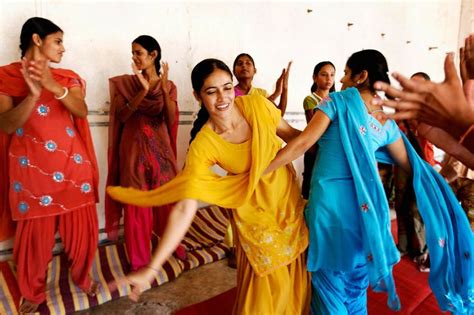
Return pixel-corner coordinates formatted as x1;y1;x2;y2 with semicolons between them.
75;259;236;315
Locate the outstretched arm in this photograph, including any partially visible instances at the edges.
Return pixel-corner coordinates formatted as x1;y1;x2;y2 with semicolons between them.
265;110;331;174
276;117;301;143
109;198;198;301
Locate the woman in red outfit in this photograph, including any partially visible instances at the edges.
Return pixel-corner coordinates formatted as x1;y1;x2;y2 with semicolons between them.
0;17;99;313
105;35;183;271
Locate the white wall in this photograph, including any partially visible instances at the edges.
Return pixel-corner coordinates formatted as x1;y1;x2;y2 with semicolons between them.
0;0;470;258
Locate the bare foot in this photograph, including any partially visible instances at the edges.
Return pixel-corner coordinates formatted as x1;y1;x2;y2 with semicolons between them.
83;280;99;297
19;299;39;314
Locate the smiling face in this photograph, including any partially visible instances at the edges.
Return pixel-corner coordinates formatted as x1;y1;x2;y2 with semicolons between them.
196;69;235;118
314;64;335;91
131;43;156;71
233;55;256;81
37;31;65;63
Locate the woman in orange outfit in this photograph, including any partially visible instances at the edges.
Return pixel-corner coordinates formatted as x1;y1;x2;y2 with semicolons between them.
0;17;99;313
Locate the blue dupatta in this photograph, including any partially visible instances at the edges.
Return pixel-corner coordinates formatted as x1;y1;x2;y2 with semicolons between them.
333;88;473;314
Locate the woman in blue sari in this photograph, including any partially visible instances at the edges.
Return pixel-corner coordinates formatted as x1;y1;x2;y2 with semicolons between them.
265;49;473;314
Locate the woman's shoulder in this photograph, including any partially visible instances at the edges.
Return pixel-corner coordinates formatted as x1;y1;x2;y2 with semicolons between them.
252;87;268;97
237;94;274;113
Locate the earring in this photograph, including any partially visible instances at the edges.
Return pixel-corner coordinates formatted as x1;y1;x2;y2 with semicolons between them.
356;80;360;84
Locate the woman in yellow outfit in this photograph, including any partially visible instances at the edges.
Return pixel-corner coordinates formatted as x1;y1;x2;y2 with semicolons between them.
108;58;310;314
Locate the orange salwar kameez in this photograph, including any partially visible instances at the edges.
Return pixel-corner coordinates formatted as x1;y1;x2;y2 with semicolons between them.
0;62;99;304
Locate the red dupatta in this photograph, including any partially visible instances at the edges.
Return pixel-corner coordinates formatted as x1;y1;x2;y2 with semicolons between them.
0;62;99;241
105;75;179;240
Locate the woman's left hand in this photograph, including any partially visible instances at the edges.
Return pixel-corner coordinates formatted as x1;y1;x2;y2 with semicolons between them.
26;57;57;92
108;267;157;302
161;61;170;94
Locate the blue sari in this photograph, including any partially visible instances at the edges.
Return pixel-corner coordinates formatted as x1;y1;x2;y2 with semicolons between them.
308;88;473;314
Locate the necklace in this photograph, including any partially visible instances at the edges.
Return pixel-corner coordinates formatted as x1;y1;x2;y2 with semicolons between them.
363;100;383;114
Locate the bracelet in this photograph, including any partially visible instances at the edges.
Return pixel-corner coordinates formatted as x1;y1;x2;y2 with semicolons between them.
54;87;69;100
146;265;159;274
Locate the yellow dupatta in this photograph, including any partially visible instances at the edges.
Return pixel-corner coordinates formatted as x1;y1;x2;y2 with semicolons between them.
107;94;308;275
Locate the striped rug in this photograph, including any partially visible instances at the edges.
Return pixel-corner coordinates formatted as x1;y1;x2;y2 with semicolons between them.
0;206;231;315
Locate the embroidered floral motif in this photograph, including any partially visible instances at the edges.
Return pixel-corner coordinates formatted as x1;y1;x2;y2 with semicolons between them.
53;172;64;183
359;125;367;136
37;104;50;117
13;181;22;192
80;183;92;193
19;156;29;167
16;128;24;137
45;140;57;152
39;195;52;206
263;234;273;244
369;122;381;133
260;255;272;265
361;203;369;212
73;153;83;164
438;238;446;248
18;202;29;213
284;226;294;235
66;126;75;137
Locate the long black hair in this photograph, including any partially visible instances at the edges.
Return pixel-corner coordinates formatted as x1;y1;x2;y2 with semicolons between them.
311;61;336;93
189;58;233;144
132;35;162;74
346;49;390;94
20;17;63;57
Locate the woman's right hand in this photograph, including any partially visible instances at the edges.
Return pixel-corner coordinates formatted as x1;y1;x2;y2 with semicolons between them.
108;266;158;302
20;58;41;99
132;62;150;92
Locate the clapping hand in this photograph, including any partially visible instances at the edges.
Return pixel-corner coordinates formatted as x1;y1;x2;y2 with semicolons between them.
161;61;170;94
20;58;41;99
132;62;150;91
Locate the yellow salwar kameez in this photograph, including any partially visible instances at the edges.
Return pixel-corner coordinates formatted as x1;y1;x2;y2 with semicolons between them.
108;94;310;314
